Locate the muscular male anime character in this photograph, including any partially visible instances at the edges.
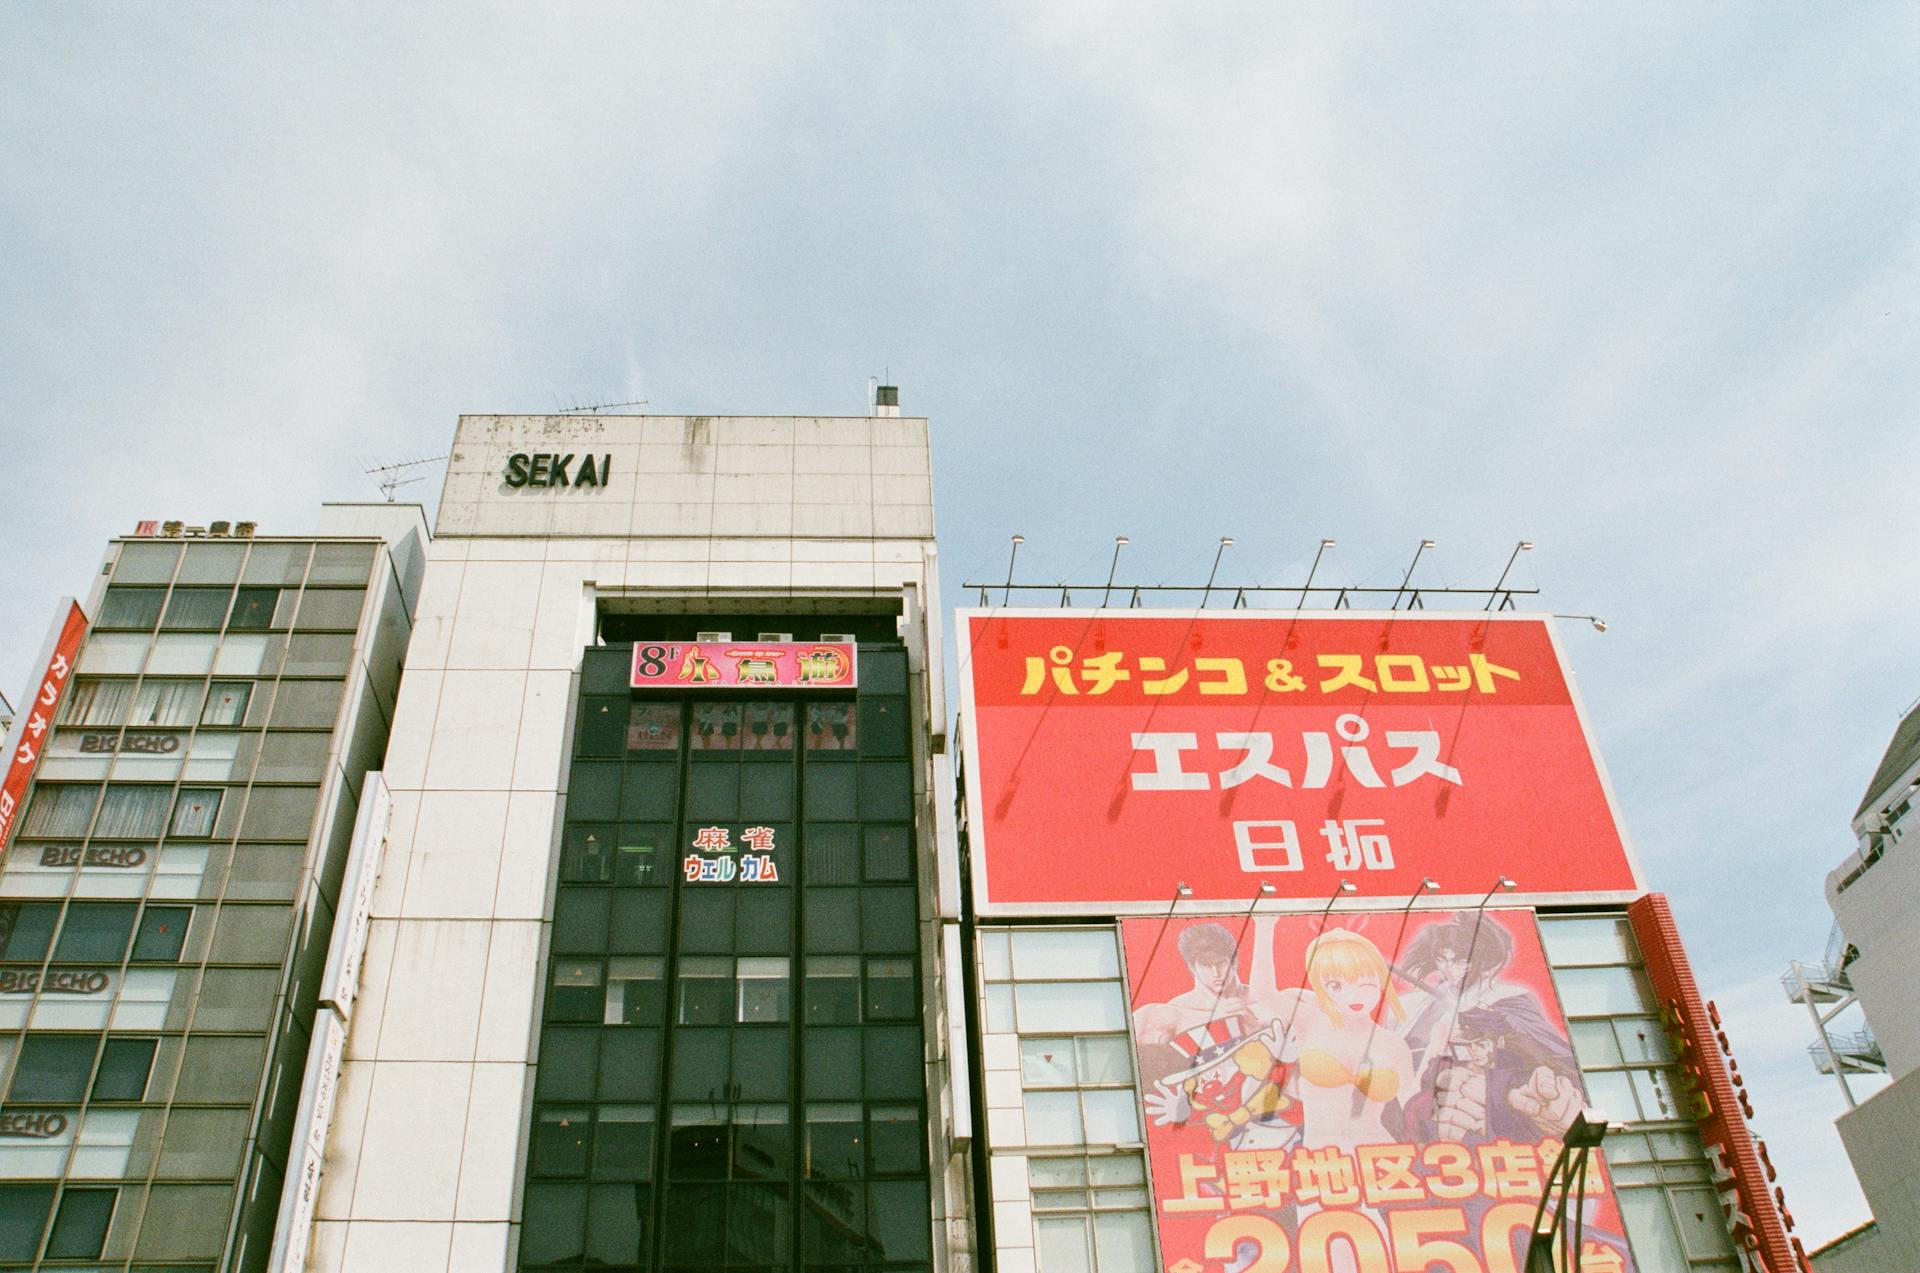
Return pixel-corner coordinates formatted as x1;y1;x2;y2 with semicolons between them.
1134;923;1295;1148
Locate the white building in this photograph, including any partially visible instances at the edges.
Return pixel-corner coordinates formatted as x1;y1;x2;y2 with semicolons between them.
1794;700;1920;1272
304;408;968;1273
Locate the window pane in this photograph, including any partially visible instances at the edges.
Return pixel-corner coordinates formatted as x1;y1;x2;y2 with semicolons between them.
741;702;795;751
1021;1038;1077;1087
549;959;605;1022
620;768;678;822
860;888;917;952
605;956;666;1025
1078;1036;1133;1085
869;1104;923;1176
804;1103;863;1179
95;786;169;838
177;543;245;585
1012;930;1119;980
76;633;148;675
243;542;310;585
201;682;251;726
98;587;164;629
519;1182;586;1266
737;957;791;1023
214;632;280;676
865;958;915;1021
56;903;137;962
161;588;232;630
685;763;738;819
239;786;319;839
1093;1210;1154;1271
626;702;681;750
146;633;218;675
1539;917;1637;967
805;702;856;750
282;633;353;676
678;957;733;1025
1037;1216;1092;1271
227;587;278;631
863;825;912;882
1015;982;1127;1033
169;789;223;838
532;1107;592;1177
293;588;366;629
609;888;668;951
599;1029;662;1102
535;1030;599;1102
308;543;377;584
268;680;344;729
0;1183;55;1261
1553;965;1656;1016
576;697;625;756
867;1178;930;1260
552;888;610;953
806;957;862;1025
857;697;909;757
9;1034;97;1102
593;1106;655;1181
1081;1090;1141;1145
62;680;133;728
0;902;60;961
1025;1091;1085;1145
1617;1187;1689;1270
132;906;190;961
92;1038;156;1101
739;762;794;817
805;825;860;885
44;1187;114;1259
112;543;181;584
691;703;743;751
132;680;202;727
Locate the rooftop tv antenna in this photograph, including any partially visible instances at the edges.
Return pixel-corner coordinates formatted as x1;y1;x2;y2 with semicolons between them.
555;395;648;413
363;454;447;502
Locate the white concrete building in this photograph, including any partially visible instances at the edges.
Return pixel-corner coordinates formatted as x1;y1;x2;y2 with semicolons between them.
1798;700;1920;1273
305;409;968;1273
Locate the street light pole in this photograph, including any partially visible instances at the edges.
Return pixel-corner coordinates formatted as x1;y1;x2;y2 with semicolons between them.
1526;1109;1611;1272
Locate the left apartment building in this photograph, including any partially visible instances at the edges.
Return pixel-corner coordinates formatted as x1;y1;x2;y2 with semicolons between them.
0;504;425;1271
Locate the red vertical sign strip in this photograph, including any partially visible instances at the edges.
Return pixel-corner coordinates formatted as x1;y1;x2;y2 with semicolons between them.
0;599;89;864
1628;893;1809;1272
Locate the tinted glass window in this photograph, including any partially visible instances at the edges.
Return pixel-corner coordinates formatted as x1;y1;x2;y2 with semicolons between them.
132;906;191;962
0;1184;54;1262
0;903;60;962
9;1034;97;1103
92;1038;157;1101
44;1188;114;1259
55;903;137;963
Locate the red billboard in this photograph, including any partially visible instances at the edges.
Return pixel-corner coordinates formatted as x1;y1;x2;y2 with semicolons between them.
1124;908;1636;1273
960;612;1639;911
631;639;855;691
0;600;89;863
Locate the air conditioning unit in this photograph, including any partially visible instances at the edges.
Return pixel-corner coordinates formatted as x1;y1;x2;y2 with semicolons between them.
757;632;794;642
819;633;856;644
695;631;732;642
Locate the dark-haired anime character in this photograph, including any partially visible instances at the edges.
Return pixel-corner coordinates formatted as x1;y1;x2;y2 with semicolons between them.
1395;915;1583;1139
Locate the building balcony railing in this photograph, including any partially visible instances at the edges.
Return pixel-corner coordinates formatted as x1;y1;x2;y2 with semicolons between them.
1809;1029;1886;1076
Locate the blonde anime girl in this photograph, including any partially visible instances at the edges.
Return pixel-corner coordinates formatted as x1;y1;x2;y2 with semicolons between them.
1252;917;1416;1151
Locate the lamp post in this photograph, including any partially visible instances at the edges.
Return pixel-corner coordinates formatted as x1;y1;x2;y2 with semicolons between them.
1526;1109;1611;1272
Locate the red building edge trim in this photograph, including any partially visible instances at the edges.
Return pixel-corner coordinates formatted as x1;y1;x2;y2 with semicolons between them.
1627;893;1810;1273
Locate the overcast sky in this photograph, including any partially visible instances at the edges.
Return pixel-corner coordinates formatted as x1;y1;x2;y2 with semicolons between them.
3;3;1914;1247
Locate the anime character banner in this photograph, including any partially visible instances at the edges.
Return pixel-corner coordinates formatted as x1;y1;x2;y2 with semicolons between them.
1122;908;1635;1273
960;612;1640;912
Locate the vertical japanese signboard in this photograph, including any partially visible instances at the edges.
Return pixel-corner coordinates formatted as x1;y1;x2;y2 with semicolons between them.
1628;894;1809;1272
960;611;1640;912
0;599;88;864
1123;908;1636;1272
